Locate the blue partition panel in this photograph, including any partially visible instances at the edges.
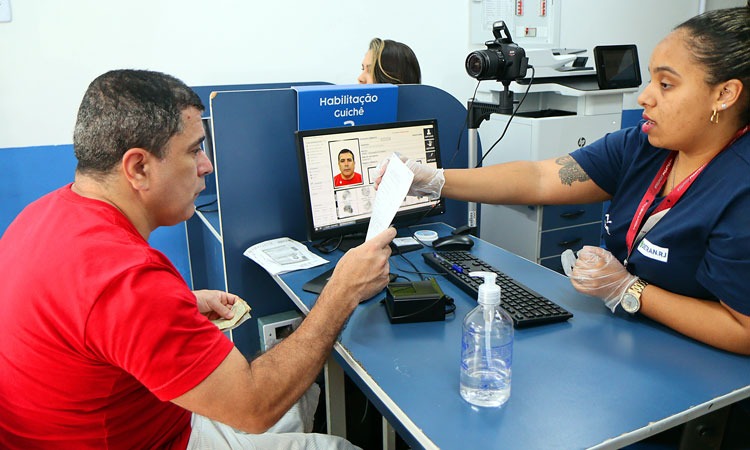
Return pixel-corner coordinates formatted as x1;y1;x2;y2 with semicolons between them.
210;89;305;355
203;84;473;356
185;214;227;291
397;84;470;228
192;83;331;206
192;82;329;115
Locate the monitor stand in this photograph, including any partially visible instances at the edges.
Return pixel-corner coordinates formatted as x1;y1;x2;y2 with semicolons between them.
337;233;366;252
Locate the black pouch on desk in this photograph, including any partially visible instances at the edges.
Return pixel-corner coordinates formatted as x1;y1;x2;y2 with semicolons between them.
302;267;334;294
384;278;446;324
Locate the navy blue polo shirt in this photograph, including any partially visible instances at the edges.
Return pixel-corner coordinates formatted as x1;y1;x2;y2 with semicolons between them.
571;124;750;315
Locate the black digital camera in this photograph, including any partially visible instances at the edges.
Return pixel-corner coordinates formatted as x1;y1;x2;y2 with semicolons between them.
465;20;528;82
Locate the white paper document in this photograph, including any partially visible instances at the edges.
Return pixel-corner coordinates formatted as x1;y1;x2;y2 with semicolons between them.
243;237;328;276
365;154;414;241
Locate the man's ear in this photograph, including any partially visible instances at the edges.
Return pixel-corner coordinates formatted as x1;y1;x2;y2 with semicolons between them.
121;148;152;191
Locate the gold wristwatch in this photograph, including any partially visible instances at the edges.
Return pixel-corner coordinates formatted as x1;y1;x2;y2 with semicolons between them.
621;278;648;314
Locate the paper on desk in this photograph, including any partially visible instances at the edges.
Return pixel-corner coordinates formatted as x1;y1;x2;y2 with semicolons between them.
243;237;328;276
365;153;414;241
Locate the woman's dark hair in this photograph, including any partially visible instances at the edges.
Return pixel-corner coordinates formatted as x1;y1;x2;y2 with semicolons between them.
369;38;422;85
73;69;205;174
675;3;750;123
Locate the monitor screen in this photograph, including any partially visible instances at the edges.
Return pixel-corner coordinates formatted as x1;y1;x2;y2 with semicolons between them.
593;44;642;90
296;119;444;242
201;117;214;164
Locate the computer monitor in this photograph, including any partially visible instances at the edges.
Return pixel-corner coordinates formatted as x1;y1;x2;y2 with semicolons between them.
201;117;214;164
593;44;642;90
296;119;444;246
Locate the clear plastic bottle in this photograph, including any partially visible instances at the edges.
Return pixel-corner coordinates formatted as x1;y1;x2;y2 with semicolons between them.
460;271;514;407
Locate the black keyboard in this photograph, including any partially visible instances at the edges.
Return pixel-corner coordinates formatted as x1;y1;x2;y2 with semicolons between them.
422;251;573;328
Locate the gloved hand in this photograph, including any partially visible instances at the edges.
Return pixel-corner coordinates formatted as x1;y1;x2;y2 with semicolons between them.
563;246;637;313
375;153;445;200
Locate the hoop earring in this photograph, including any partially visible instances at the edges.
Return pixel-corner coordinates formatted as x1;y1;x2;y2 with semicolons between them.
710;109;719;124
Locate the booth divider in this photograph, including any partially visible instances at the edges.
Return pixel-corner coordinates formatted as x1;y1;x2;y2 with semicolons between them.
187;83;471;356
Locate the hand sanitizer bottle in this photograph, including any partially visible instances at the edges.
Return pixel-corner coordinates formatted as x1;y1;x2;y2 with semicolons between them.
460;271;514;407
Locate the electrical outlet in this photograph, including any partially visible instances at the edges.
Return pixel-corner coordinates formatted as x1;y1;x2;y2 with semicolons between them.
257;310;303;351
0;0;12;23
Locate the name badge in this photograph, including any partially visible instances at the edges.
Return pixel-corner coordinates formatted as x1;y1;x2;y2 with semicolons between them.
636;238;669;263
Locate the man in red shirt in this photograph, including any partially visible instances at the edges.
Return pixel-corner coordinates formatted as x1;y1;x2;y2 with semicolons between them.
333;149;363;187
0;70;395;449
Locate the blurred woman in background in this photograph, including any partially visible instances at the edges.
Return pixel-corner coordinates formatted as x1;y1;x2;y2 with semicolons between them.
358;38;421;85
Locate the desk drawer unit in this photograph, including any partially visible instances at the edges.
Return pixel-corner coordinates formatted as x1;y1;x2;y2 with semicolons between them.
539;221;602;258
479;203;603;275
541;203;603;230
540;204;603;259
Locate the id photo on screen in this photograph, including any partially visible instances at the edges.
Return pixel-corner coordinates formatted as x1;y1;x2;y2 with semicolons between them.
330;141;364;188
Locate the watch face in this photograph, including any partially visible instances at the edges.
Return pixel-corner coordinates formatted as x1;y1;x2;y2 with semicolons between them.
622;293;640;313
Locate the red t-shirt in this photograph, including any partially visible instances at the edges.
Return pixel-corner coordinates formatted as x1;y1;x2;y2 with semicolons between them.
0;185;234;449
333;172;363;187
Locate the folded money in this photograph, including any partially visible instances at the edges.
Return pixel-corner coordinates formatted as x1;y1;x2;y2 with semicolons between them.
211;297;252;331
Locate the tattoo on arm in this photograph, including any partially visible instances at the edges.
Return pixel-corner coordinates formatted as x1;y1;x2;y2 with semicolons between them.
556;156;590;186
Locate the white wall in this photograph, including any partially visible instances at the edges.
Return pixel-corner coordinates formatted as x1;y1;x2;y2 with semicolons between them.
559;0;700;108
706;0;746;9
0;0;709;149
0;0;477;148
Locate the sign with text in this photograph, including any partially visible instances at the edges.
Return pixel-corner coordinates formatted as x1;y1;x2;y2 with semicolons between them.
295;84;398;131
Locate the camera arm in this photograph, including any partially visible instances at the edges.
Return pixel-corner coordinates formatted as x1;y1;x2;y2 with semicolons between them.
467;81;514;129
463;98;509;235
463;79;514;234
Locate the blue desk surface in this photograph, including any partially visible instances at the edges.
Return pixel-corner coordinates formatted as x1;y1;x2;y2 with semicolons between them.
276;223;750;449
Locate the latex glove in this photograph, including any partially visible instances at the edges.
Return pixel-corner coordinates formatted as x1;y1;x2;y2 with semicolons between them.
375;153;445;200
564;246;637;313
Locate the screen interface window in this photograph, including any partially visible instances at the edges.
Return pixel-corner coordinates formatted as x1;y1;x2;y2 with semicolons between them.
602;48;635;83
301;122;439;235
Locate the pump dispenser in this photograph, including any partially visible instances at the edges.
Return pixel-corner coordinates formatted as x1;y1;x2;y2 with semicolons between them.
460;271;514;407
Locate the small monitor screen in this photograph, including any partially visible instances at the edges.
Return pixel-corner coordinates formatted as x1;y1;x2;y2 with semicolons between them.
201;117;214;164
594;44;642;90
296;119;444;242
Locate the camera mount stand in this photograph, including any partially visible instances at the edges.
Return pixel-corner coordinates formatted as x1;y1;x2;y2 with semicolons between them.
468;81;515;128
464;81;517;234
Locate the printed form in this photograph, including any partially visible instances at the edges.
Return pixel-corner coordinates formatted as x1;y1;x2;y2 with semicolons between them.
365;154;414;241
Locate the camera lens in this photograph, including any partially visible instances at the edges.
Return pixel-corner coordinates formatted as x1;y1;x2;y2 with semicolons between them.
465;50;505;80
465;53;485;78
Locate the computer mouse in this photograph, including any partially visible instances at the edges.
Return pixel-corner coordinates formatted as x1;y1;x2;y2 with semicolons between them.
432;234;475;251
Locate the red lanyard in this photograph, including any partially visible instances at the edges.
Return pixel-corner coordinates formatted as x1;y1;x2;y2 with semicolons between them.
625;125;750;256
